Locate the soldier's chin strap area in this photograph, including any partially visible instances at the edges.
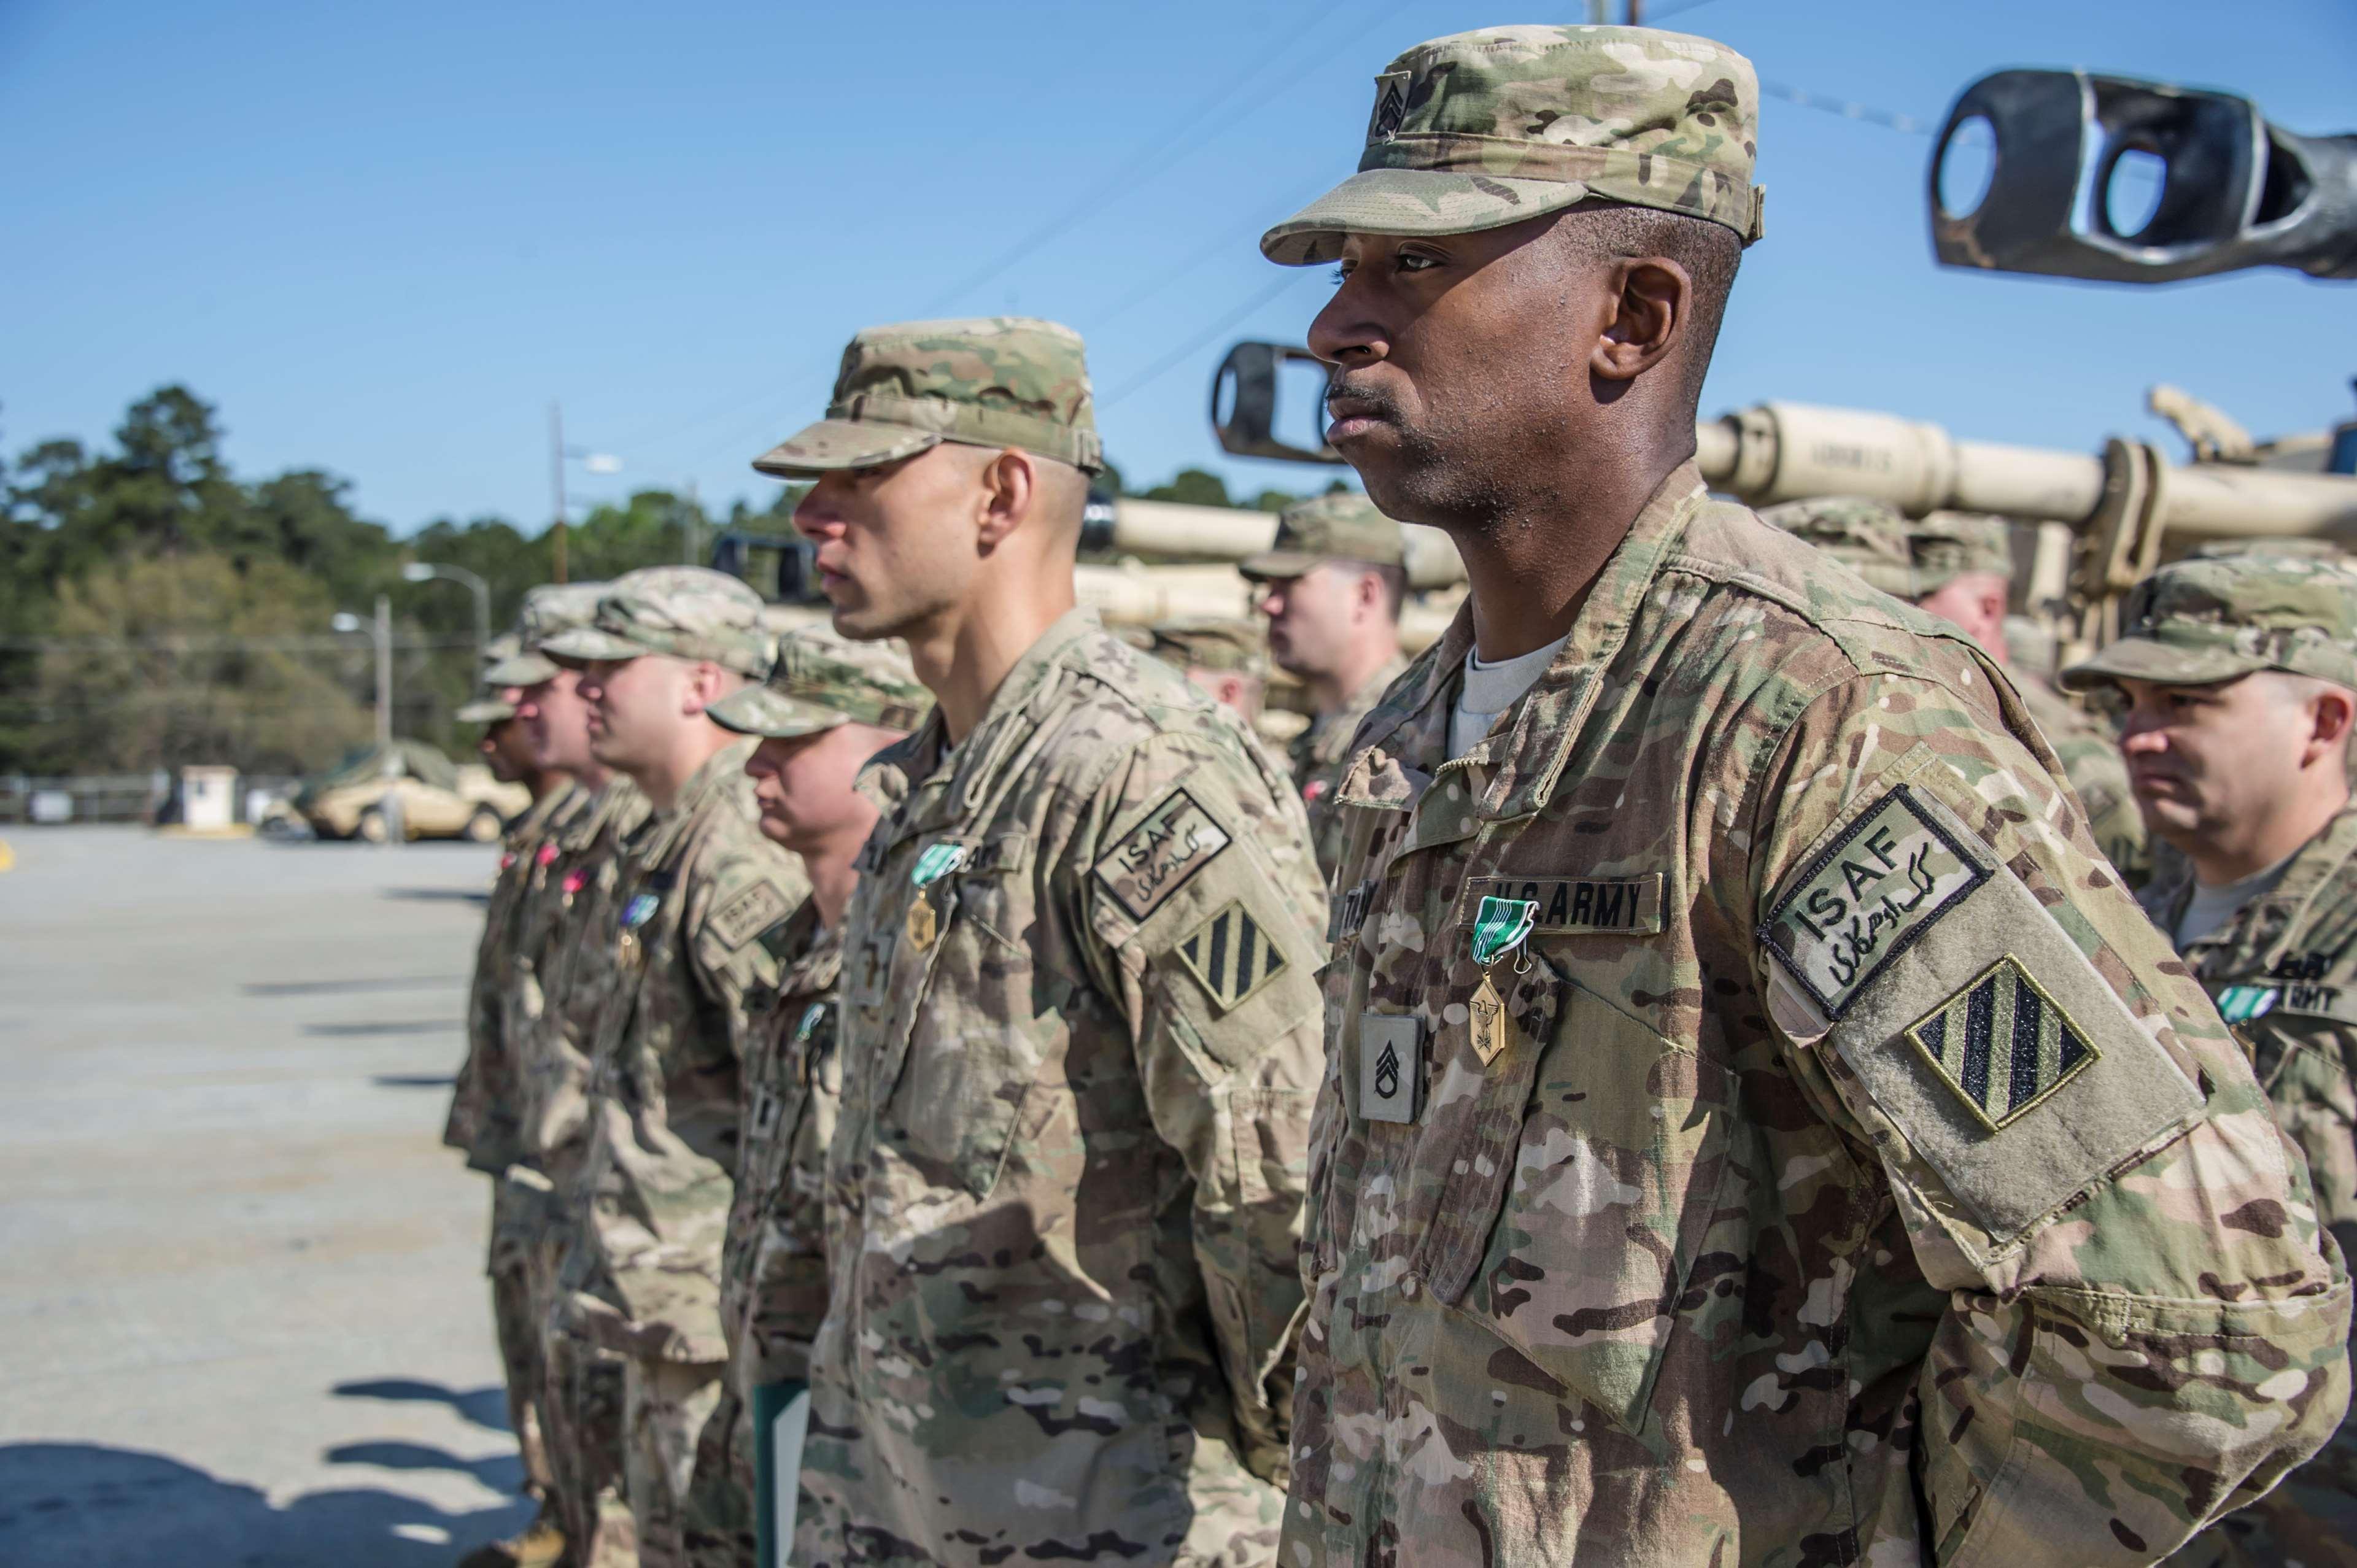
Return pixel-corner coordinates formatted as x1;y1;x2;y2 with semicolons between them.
1930;68;2357;284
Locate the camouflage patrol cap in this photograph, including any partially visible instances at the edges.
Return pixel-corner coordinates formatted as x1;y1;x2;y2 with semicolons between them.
1908;512;2014;594
484;582;609;686
457;697;517;725
1239;492;1406;581
751;317;1104;479
540;566;772;677
1262;25;1765;268
2188;536;2354;563
2061;554;2357;693
1760;496;1918;597
1142;618;1269;678
708;627;931;739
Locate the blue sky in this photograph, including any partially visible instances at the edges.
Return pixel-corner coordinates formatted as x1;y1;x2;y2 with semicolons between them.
4;0;2352;535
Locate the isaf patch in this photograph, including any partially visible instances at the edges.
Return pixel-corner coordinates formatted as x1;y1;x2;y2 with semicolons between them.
1761;785;1993;1018
711;879;794;951
1906;955;2098;1132
1174;902;1288;1013
1094;787;1231;920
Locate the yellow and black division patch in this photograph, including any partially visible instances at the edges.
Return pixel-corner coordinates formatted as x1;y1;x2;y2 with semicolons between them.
711;878;794;951
1094;787;1231;921
1906;955;2099;1132
1174;901;1288;1013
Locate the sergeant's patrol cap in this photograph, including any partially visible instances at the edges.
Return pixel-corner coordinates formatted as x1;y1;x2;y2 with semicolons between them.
2061;554;2357;693
1763;499;2014;600
457;697;517;725
751;317;1104;479
1140;618;1269;678
1261;25;1766;268
540;566;773;678
484;582;609;687
708;627;931;739
1238;493;1406;582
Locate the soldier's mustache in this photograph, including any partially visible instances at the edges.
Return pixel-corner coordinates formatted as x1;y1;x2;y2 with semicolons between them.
1325;379;1401;422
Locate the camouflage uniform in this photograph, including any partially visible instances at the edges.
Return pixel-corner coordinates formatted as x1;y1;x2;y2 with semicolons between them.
681;631;931;1568
1765;495;2151;886
1262;31;2350;1565
752;321;1328;1566
2060;557;2357;1566
1240;495;1411;880
544;568;810;1568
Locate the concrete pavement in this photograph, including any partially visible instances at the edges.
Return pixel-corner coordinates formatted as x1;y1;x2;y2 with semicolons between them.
0;826;533;1566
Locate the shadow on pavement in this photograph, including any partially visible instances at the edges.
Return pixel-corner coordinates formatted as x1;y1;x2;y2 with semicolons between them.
373;1073;459;1090
303;1020;462;1038
244;976;466;997
0;1443;533;1568
382;887;492;906
335;1378;510;1435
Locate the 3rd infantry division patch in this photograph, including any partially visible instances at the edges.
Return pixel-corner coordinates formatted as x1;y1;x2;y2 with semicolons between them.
1175;901;1287;1013
1905;954;2098;1132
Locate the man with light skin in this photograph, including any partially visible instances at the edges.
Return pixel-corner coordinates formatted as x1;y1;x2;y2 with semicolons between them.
675;630;929;1568
757;317;1327;1564
541;568;808;1568
1142;617;1270;722
1260;21;2346;1565
1238;492;1408;876
2062;554;2357;1568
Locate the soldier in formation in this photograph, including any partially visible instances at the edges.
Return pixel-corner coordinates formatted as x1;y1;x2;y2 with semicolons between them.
756;315;1327;1565
1237;493;1409;875
430;21;2357;1568
1139;617;1270;723
1764;496;2151;883
2057;554;2357;1567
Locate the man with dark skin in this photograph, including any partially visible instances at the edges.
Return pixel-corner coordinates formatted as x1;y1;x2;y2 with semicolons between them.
1268;25;2345;1566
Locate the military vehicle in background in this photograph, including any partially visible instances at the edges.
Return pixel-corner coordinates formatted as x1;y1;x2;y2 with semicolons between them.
1201;68;2355;674
263;740;528;843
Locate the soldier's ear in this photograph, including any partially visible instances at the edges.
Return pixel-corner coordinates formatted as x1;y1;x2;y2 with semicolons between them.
2308;684;2355;758
973;448;1038;550
1591;255;1687;385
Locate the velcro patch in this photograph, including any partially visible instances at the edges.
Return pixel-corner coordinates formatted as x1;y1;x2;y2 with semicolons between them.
1174;902;1288;1013
845;932;894;1011
1094;787;1231;921
1458;873;1664;936
711;879;794;951
1906;956;2098;1132
1359;1014;1421;1124
1761;785;1993;1018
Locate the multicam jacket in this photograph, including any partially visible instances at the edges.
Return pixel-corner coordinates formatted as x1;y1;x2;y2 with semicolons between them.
1288;653;1409;881
719;900;841;1394
798;609;1327;1568
2018;672;2151;889
446;779;586;1173
566;742;808;1365
2143;809;2357;1567
1286;465;2351;1566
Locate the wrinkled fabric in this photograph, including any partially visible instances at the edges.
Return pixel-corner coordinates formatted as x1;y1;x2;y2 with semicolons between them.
2016;672;2149;887
798;609;1327;1567
1289;654;1408;881
1286;464;2350;1566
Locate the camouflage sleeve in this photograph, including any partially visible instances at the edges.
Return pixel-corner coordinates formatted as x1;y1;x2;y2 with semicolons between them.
446;862;527;1172
1079;732;1328;1485
1744;670;2351;1563
685;846;807;1062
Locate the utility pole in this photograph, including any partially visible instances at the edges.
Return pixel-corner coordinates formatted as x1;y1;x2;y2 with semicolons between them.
1587;0;1608;21
681;478;702;565
549;401;568;584
373;593;393;749
1627;0;1642;23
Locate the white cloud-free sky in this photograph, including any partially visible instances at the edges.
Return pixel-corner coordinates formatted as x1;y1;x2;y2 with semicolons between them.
4;0;2351;531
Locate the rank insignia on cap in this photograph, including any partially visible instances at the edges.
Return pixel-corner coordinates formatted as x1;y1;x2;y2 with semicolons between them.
1905;955;2098;1132
1095;787;1231;921
1369;71;1409;141
1175;901;1288;1013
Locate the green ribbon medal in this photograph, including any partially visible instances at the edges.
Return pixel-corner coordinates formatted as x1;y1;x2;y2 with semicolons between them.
911;841;969;888
1470;896;1539;968
2215;984;2278;1024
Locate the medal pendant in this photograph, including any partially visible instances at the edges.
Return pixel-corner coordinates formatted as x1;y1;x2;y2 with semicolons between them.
617;930;640;970
905;895;937;951
1470;968;1509;1066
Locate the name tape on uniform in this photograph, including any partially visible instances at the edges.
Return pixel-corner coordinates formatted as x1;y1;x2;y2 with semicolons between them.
1458;873;1665;937
1761;784;1992;1018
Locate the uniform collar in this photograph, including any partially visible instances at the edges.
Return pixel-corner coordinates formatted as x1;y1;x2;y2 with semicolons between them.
635;736;757;861
2185;802;2357;970
1341;463;1708;822
886;607;1103;836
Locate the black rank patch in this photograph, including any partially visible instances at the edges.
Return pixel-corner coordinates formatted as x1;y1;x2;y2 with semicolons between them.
1906;955;2099;1132
1174;901;1288;1013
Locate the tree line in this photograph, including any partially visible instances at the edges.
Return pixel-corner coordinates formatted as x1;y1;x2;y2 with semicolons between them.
0;386;1325;780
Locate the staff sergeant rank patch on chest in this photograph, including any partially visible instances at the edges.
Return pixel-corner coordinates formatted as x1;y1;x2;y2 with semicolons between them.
1761;784;1993;1018
1458;873;1664;936
1095;787;1231;921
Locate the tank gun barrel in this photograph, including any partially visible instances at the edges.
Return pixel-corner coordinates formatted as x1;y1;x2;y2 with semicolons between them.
1097;498;1466;589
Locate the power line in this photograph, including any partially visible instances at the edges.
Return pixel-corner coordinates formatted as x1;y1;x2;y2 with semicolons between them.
1759;79;1929;136
1099;270;1314;412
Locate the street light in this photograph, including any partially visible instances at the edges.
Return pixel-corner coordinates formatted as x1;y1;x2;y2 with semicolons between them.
548;400;624;584
332;596;394;751
401;561;492;671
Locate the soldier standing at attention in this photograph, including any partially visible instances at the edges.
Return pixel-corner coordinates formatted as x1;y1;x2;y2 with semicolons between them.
1765;498;2150;885
2058;554;2357;1567
678;630;930;1568
541;568;808;1568
444;626;588;1568
1140;617;1271;722
1262;24;2348;1564
757;317;1327;1566
1238;493;1409;878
